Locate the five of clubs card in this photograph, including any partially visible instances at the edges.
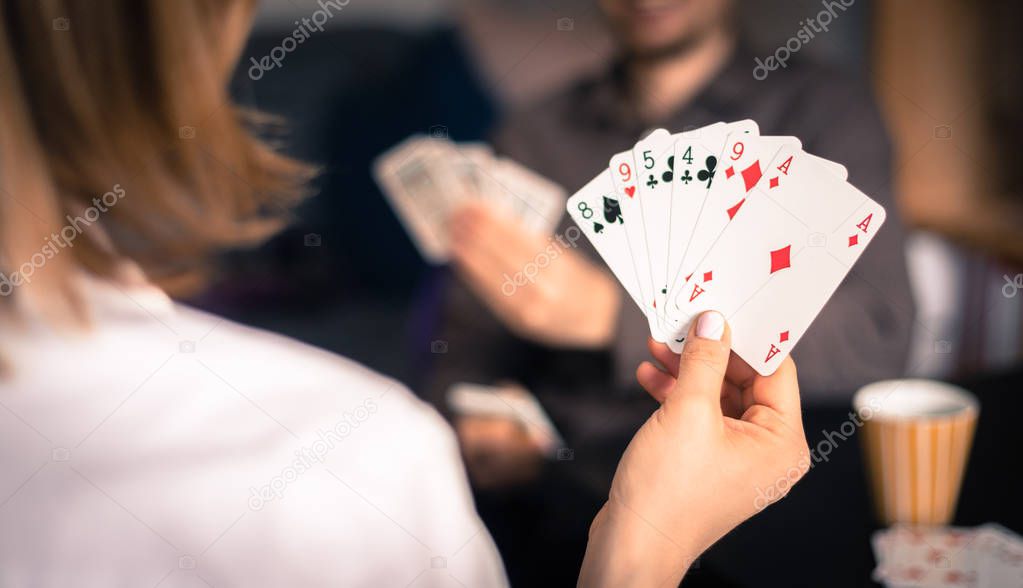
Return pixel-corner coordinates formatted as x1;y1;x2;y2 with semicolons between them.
568;121;883;375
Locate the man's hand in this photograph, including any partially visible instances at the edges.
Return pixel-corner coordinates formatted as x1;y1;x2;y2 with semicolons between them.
579;311;810;587
449;202;621;349
456;416;544;489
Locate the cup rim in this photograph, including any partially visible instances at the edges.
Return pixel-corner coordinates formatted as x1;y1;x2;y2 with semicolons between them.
853;378;979;422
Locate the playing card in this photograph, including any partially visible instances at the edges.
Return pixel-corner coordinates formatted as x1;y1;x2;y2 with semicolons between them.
665;122;734;283
666;145;845;305
657;140;847;336
632;128;682;336
566;170;645;310
456;142;493;161
373;136;468;263
451;143;493;194
487;158;566;235
975;524;1023;587
447;382;565;455
663;120;756;318
808;153;849;181
568;120;874;361
609;137;661;338
670;144;846;298
671;131;799;306
873;526;982;588
668;146;887;374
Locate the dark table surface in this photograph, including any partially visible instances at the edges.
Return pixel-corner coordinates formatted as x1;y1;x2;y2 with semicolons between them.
691;365;1023;588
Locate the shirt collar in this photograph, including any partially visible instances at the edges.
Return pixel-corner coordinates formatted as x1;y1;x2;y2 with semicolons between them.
10;263;176;329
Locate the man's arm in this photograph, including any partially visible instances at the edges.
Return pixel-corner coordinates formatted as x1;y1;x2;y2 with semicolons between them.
491;115;653;390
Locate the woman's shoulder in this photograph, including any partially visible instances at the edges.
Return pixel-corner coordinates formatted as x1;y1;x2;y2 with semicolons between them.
0;299;501;585
171;302;452;441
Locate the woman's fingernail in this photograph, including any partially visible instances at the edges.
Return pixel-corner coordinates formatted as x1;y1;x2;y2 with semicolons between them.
695;311;725;340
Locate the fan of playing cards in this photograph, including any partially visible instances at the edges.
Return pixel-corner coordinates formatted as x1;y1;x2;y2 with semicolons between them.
872;524;1023;587
567;120;886;375
373;135;565;264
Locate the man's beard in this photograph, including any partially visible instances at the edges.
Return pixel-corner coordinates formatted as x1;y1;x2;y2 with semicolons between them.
626;25;713;64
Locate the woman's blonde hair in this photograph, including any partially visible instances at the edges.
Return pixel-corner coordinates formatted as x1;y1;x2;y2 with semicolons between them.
0;0;312;318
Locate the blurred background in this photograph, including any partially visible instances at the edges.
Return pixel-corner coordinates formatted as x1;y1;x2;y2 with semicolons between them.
189;0;1022;585
205;0;1022;383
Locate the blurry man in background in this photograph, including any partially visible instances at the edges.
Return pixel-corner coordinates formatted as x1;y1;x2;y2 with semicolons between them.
432;0;915;582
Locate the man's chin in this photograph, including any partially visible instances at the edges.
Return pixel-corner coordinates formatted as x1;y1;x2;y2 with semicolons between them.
627;33;702;63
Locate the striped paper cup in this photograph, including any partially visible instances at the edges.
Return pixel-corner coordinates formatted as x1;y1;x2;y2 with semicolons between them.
854;379;979;526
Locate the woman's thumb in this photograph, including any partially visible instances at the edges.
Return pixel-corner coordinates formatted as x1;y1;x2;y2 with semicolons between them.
670;311;731;412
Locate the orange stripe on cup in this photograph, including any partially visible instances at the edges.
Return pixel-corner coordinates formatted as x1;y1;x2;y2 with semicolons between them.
854;379;979;526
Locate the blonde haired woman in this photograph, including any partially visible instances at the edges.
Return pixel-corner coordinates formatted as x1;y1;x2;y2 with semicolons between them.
0;1;808;586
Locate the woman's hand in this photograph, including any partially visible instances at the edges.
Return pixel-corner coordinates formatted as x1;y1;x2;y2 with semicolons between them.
449;202;621;349
579;312;810;587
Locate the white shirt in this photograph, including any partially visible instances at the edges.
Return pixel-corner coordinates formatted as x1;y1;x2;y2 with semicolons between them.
0;274;507;587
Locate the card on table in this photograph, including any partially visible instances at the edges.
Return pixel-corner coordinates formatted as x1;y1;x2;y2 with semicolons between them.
974;524;1023;587
872;524;1023;588
668;145;887;373
873;526;981;587
447;382;565;455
